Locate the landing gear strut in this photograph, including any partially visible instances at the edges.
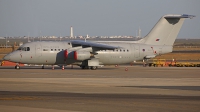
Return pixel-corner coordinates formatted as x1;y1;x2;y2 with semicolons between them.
143;59;149;67
81;66;85;69
81;66;89;69
81;66;97;70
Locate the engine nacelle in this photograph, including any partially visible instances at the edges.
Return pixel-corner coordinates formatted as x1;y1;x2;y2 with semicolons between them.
74;51;91;61
64;50;68;58
64;50;76;59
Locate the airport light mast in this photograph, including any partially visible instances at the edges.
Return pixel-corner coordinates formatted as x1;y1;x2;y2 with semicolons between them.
70;26;73;38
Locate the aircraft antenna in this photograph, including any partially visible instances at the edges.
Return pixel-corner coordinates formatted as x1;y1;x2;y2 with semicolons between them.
6;34;7;48
138;27;141;38
39;30;41;41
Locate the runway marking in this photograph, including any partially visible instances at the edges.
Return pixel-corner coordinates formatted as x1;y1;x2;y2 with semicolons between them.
118;86;200;91
0;96;43;100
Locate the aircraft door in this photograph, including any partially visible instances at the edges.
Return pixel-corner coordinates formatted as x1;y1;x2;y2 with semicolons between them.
35;44;42;57
134;45;140;58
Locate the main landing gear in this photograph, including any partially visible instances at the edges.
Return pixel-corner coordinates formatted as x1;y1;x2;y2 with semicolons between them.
81;66;97;70
91;66;97;70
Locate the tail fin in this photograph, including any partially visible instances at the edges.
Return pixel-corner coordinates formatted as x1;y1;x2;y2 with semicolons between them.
138;14;195;46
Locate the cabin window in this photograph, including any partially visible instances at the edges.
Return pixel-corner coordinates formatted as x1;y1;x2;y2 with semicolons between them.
55;49;57;51
27;47;30;51
17;47;30;51
17;47;22;50
58;49;60;51
51;49;53;51
43;49;48;51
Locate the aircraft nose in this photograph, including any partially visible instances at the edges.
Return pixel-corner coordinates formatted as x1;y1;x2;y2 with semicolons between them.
3;54;10;61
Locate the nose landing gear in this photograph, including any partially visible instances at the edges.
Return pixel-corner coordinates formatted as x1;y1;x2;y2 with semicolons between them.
15;64;20;70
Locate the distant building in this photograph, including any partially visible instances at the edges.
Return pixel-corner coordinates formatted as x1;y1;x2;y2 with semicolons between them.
0;37;5;39
70;26;73;38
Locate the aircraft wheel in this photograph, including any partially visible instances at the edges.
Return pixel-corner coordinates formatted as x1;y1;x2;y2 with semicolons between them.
42;65;44;69
81;66;85;69
91;66;97;70
15;65;20;70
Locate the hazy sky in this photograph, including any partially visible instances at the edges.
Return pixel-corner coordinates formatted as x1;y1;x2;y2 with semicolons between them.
0;0;199;38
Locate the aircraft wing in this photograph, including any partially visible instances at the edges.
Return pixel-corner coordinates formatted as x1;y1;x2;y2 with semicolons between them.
70;40;121;50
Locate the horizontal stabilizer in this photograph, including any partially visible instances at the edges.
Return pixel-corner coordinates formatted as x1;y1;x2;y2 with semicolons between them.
164;14;196;19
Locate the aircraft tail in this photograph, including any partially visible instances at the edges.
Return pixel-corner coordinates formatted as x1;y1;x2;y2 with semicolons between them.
138;14;195;46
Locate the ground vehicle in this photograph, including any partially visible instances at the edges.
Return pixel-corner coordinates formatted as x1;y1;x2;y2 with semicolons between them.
173;62;200;67
149;59;166;67
149;59;200;67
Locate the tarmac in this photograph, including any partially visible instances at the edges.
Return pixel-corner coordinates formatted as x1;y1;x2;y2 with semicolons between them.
0;66;200;112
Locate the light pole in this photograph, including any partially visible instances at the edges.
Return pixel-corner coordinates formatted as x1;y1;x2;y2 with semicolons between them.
6;35;7;48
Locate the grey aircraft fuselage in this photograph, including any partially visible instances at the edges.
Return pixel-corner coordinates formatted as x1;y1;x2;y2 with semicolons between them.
6;41;171;65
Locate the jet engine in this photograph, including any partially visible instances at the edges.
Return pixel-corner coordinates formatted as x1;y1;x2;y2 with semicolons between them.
64;50;68;58
74;51;91;61
64;47;93;60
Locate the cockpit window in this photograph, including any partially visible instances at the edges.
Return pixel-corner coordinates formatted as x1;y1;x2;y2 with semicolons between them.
17;47;30;51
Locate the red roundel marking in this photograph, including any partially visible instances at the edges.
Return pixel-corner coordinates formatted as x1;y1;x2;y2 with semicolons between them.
64;50;68;58
74;51;77;60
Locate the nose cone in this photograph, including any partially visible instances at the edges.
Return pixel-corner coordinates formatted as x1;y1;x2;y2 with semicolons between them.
3;54;10;61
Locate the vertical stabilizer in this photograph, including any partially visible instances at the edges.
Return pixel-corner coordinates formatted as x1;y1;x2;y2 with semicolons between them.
138;14;195;46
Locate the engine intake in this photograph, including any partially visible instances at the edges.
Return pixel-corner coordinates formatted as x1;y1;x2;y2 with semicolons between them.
64;50;68;58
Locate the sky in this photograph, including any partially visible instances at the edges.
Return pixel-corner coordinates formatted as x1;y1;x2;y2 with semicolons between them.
0;0;199;38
